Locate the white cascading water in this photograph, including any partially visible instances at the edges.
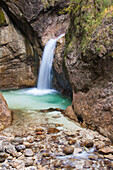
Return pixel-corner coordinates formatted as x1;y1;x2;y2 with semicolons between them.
23;34;65;95
37;34;65;89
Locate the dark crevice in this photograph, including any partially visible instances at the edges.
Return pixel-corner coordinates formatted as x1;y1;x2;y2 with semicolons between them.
77;116;83;123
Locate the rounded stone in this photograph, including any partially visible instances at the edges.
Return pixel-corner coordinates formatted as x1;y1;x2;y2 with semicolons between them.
16;145;26;151
12;137;24;144
0;153;7;163
47;128;60;134
24;149;34;157
63;147;74;155
25;158;34;167
54;160;62;168
42;152;50;157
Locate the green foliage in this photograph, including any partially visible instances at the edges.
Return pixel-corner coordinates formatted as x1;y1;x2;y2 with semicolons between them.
0;8;6;26
64;0;113;56
41;0;59;9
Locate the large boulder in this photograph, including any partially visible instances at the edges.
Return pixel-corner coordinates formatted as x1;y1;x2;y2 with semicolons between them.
0;92;12;130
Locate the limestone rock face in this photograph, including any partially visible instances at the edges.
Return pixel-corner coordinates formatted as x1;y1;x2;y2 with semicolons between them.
53;36;72;96
0;9;38;89
0;92;12;130
72;83;113;142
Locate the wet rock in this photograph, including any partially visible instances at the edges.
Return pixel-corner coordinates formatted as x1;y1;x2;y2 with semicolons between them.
47;128;60;134
0;142;5;152
68;139;76;145
64;105;78;121
5;144;18;157
42;152;50;157
104;154;113;160
23;142;31;148
24;149;34;157
52;115;61;118
25;158;34;167
36;132;43;135
26;136;34;143
9;159;24;169
0;152;7;162
95;141;105;150
36;128;44;132
7;156;13;160
89;155;96;160
12;137;24;144
55;124;63;127
63;147;74;155
16;145;26;151
54;160;62;168
98;147;113;155
1;163;9;169
0;92;12;130
81;139;94;148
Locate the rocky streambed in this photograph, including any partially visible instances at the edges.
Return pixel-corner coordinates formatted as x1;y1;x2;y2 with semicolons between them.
0;108;113;170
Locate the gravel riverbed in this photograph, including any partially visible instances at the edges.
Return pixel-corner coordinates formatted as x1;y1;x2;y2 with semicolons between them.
0;109;113;170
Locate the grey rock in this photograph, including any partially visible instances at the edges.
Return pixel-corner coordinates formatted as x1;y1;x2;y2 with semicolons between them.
25;158;34;167
0;142;5;152
16;145;26;151
24;149;34;157
5;144;18;157
12;137;24;144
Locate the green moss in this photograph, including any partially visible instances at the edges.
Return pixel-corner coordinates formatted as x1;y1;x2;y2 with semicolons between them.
63;1;113;58
41;0;59;9
0;8;6;26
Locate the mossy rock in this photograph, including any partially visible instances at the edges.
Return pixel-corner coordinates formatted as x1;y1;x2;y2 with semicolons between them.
0;8;6;27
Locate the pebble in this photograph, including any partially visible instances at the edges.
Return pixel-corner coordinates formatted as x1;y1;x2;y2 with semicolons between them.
36;131;43;135
52;115;61;118
36;128;44;132
42;152;50;157
54;160;62;168
104;154;113;160
23;142;31;148
0;152;7;162
68;139;76;145
24;149;34;157
98;147;113;155
12;137;24;144
0;142;4;152
47;128;60;134
95;141;105;149
63;147;74;155
16;145;26;151
25;158;34;167
5;144;18;157
81;139;94;148
26;136;34;143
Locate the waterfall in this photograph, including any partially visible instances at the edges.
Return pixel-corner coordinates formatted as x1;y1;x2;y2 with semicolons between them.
37;34;65;89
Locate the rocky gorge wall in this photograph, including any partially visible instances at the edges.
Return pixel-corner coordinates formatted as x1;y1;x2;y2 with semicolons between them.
60;1;113;142
0;0;70;90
